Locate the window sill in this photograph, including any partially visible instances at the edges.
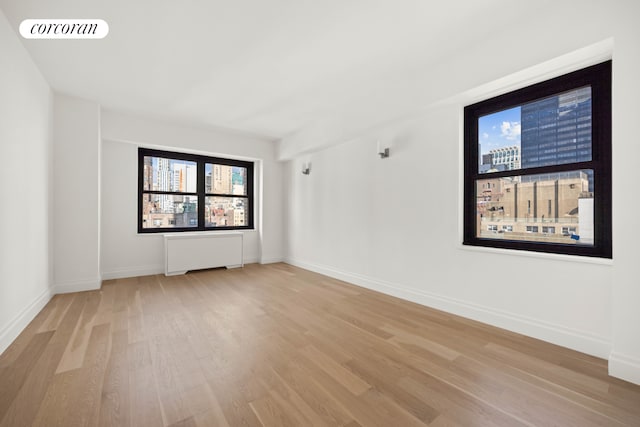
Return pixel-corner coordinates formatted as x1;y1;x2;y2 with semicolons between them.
136;229;257;236
457;243;613;266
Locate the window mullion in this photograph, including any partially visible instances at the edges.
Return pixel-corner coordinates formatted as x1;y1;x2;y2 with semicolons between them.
197;160;205;230
473;161;596;181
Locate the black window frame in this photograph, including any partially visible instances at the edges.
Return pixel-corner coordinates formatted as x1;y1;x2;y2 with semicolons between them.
138;147;254;233
463;61;612;258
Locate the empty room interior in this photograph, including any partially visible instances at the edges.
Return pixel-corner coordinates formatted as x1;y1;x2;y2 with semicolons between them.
2;0;640;426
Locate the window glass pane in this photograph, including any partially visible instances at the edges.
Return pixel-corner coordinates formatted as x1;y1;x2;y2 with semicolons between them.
141;194;198;228
205;164;247;195
475;170;594;246
205;196;248;227
479;86;592;175
143;156;197;192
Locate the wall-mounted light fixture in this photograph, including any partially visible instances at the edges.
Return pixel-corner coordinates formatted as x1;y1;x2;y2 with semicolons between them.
302;162;311;175
377;140;390;159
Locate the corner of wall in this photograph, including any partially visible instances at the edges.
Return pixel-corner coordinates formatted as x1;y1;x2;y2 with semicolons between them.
52;277;102;294
609;352;640;386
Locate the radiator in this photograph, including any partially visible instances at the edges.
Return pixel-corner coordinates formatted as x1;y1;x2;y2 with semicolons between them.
164;232;244;276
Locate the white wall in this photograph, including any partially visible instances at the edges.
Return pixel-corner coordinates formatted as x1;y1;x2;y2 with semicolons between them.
100;110;283;279
282;1;640;384
609;7;640;385
0;9;53;353
53;94;101;293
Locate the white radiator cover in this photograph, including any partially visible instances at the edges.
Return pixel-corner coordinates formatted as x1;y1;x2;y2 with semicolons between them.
164;232;244;276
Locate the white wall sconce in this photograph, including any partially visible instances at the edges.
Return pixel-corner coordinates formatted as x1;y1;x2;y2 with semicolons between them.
302;162;311;175
377;140;390;159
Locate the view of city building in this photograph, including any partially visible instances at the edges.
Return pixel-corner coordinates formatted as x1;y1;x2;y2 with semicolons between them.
479;145;520;173
141;157;248;229
522;86;594;191
521;87;592;169
204;163;248;227
477;86;594;245
477;170;593;244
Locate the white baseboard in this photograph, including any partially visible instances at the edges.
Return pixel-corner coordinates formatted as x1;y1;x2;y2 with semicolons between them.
0;288;52;355
260;256;284;265
609;352;640;385
101;258;267;280
285;257;611;359
101;265;164;280
52;277;102;294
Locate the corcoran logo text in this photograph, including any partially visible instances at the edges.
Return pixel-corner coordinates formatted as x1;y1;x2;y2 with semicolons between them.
19;19;109;39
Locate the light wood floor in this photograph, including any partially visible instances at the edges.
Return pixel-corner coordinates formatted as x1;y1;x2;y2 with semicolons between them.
1;263;639;427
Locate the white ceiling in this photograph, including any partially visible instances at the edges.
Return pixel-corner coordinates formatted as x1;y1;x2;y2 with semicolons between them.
1;0;538;143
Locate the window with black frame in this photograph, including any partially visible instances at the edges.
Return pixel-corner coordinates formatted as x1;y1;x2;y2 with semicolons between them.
138;148;254;232
463;61;611;258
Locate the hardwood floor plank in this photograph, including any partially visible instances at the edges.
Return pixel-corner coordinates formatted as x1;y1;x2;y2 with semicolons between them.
99;329;130;427
249;393;300;427
127;314;146;344
31;370;80;427
261;366;337;427
381;323;461;361
343;352;440;424
0;331;53;422
1;294;86;427
397;375;530;427
193;408;230;427
496;382;624;427
128;341;163;427
35;293;75;334
0;295;64;370
56;291;102;373
297;344;371;396
269;355;355;426
182;382;229;427
484;342;612;395
148;338;192;426
208;377;263;427
450;354;639;426
289;352;425;427
324;305;394;340
1;263;639;426
166;415;197;427
62;322;112;427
